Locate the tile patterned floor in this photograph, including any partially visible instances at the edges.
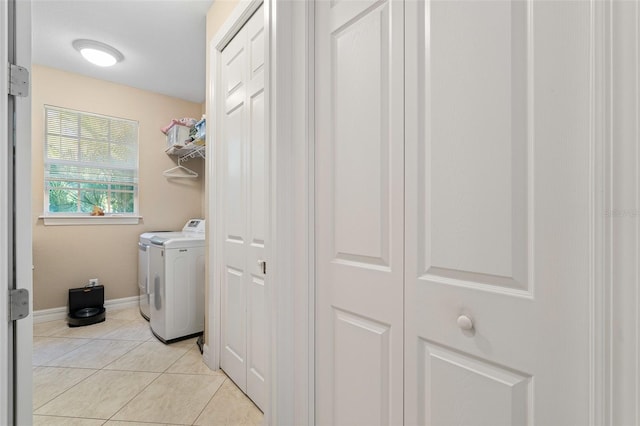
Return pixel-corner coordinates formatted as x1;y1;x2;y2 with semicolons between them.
33;307;263;426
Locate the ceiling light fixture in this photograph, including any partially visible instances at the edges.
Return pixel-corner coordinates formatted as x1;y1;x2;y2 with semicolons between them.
72;39;124;67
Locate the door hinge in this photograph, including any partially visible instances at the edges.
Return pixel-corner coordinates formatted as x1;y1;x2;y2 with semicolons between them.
8;63;29;97
9;288;29;321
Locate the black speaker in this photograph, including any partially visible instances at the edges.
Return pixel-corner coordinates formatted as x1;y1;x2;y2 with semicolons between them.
67;285;106;327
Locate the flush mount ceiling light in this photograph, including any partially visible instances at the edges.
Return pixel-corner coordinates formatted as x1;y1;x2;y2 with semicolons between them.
72;39;124;67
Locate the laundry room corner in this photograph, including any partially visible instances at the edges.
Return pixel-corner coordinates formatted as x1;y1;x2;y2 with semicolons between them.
30;65;205;314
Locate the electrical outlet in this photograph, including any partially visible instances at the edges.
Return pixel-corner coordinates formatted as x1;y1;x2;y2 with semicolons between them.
89;278;99;287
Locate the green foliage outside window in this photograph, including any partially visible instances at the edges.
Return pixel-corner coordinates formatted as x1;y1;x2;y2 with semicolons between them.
45;106;138;215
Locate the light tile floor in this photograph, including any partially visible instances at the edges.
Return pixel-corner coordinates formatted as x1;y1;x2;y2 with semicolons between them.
33;306;263;426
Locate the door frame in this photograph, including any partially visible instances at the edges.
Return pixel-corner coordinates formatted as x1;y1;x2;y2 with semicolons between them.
206;0;315;424
2;0;32;423
603;0;640;423
266;1;315;424
590;2;608;423
0;0;10;417
13;0;33;423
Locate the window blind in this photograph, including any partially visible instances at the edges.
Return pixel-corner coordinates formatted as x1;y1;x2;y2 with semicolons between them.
44;106;139;214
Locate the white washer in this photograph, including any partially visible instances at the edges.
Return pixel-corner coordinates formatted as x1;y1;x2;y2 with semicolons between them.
138;234;153;320
138;225;197;321
149;219;206;343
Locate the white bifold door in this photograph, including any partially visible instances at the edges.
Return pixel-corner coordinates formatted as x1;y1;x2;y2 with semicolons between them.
316;0;594;424
315;0;405;424
219;4;267;411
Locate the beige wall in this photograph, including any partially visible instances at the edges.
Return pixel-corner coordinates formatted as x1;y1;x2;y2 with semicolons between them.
32;65;205;310
207;0;239;43
206;0;240;117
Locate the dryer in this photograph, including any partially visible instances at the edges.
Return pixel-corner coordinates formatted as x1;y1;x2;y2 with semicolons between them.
149;219;206;343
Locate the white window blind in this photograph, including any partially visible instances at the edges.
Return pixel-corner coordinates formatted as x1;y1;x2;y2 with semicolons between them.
44;106;139;215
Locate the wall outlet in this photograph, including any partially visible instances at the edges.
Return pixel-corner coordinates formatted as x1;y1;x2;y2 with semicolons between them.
89;278;99;287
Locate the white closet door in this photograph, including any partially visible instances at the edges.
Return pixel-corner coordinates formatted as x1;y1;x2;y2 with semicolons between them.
245;6;267;411
220;27;248;393
404;1;593;424
220;4;266;411
315;0;405;424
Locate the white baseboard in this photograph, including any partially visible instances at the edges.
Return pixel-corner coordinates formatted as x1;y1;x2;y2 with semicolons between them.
33;295;140;323
203;343;217;370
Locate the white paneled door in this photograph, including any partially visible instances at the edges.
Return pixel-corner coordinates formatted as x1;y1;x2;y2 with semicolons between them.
315;0;405;424
404;0;592;424
219;4;267;412
316;0;594;424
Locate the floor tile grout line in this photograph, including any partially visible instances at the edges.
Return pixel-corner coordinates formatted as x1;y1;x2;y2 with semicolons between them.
37;368;161;422
106;372;225;425
41;338;144;370
162;343;194;374
33;413;106;420
35;337;101;368
33;365;99;371
191;377;228;426
98;339;146;371
34;335;93;342
33;336;95;365
35;339;110;369
33;412;111;422
33;309;263;426
34;316;146;417
102;340;191;374
104;371;166;423
32;367;101;414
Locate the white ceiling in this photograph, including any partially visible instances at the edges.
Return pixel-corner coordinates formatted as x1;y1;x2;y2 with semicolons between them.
32;0;214;104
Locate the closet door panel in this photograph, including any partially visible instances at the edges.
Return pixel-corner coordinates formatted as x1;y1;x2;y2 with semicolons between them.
333;3;389;264
405;1;593;424
315;0;404;424
245;4;267;411
220;29;248;391
429;0;527;284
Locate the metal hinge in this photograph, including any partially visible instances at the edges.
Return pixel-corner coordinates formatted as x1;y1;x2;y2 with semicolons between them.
9;289;29;321
8;63;29;97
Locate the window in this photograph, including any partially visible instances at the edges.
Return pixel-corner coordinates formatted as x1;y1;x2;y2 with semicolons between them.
44;106;139;216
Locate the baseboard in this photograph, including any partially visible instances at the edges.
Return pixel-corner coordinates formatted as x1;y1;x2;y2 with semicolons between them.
33;295;140;324
203;343;215;370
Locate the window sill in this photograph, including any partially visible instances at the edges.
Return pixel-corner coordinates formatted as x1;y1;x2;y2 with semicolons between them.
39;215;142;226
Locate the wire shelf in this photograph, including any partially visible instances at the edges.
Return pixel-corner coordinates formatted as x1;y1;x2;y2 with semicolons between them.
165;144;206;162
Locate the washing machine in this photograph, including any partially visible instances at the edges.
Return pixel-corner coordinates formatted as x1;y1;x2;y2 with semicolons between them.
138;221;200;321
138;232;155;320
148;219;206;343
